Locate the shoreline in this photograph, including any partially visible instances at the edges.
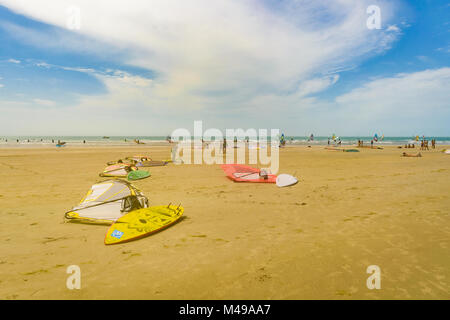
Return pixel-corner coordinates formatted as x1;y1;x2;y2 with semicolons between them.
0;143;449;150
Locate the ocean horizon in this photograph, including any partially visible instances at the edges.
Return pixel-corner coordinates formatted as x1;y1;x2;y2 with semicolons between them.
1;135;449;147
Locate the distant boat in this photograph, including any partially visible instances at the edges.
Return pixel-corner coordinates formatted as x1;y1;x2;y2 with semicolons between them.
103;136;110;139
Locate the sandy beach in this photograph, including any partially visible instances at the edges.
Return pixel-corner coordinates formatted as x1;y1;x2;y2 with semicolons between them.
0;144;449;300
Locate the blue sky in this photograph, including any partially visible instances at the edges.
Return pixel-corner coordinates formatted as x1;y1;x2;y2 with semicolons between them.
0;0;449;136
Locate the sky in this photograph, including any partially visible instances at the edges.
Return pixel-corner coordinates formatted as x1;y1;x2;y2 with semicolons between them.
0;0;449;136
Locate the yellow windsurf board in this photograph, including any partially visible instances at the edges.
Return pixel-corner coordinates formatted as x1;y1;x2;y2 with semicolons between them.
104;205;183;245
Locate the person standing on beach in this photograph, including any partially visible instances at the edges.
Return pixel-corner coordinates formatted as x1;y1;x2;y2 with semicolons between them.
223;138;227;154
371;140;373;148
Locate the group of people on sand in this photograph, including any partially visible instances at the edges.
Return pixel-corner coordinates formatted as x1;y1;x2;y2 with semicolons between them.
420;139;436;150
328;138;342;146
404;139;436;151
357;139;376;148
402;138;437;157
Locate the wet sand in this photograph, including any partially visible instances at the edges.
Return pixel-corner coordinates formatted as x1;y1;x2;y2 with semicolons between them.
0;145;449;299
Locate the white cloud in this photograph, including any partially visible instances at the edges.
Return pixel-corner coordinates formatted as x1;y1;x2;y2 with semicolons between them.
416;55;430;63
0;84;4;88
1;68;449;136
297;75;340;97
0;1;400;103
35;61;51;68
329;68;450;135
33;98;56;106
386;24;400;32
7;58;21;64
4;0;433;135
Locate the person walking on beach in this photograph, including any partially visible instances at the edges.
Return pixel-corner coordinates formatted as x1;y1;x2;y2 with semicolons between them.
371;140;374;148
223;138;227;154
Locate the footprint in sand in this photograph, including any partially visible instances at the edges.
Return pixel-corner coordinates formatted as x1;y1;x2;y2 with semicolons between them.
22;269;49;276
125;253;142;260
214;238;229;243
335;290;352;297
41;236;67;244
256;267;272;283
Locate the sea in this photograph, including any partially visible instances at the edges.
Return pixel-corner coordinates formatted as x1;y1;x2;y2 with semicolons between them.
1;136;449;147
